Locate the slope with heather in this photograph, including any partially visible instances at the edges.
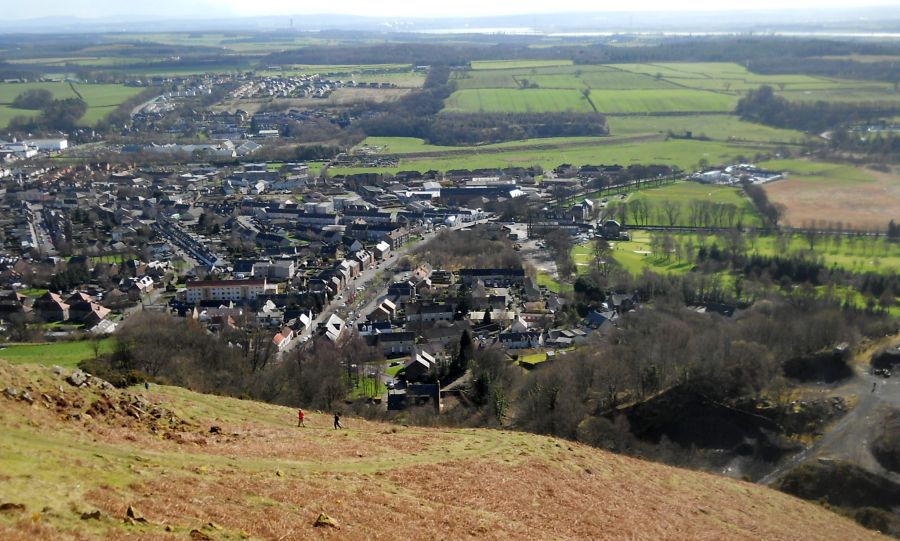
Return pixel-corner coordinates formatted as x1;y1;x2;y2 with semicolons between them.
0;361;887;540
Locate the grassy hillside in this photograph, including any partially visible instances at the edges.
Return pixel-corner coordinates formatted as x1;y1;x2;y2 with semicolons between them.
0;361;886;540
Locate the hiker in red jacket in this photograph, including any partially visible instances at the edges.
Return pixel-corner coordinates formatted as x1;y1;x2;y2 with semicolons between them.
297;408;305;427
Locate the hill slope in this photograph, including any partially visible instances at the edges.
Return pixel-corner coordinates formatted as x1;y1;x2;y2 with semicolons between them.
0;361;887;540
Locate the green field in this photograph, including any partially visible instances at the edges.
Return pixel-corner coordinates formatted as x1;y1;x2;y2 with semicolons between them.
622;181;763;227
449;61;900;115
354;135;618;154
757;159;875;185
589;89;736;113
333;138;772;176
0;339;112;369
0;82;145;128
607;115;807;143
470;59;574;70
595;229;900;276
443;88;596;113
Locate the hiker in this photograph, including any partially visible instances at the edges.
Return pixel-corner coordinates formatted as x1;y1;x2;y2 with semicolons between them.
297;408;305;427
333;412;343;430
873;382;877;393
144;381;150;390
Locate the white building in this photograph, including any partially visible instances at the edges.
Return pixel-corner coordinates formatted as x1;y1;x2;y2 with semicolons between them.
186;278;268;304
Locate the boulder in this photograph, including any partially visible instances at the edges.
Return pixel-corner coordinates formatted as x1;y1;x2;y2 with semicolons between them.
66;371;88;387
3;387;17;399
20;391;33;405
189;529;214;540
81;510;102;520
125;505;147;523
313;512;339;528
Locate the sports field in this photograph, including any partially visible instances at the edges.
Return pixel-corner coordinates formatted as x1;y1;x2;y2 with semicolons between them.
0;82;144;128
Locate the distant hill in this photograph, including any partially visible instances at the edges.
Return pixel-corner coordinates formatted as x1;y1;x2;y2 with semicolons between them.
0;360;886;540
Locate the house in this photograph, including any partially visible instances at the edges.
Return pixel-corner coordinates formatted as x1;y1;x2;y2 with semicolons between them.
404;350;436;383
33;292;70;322
272;327;294;351
406;302;455;323
253;260;296;281
498;331;544;350
377;331;416;355
387;281;416;303
67;293;111;326
322;314;348;344
374;241;391;260
600;220;626;240
382;227;410;250
127;275;155;300
419;321;467;350
586;309;617;329
458;268;525;286
609;293;638;313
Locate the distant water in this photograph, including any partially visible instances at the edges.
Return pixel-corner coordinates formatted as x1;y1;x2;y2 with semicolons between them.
413;27;900;39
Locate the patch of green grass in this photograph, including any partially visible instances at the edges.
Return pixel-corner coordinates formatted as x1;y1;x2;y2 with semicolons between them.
607;114;807;143
0;82;145;128
0;339;112;369
331;139;771;176
443;88;596;114
757;159;874;185
601;229;900;277
588;89;737;114
470;59;574;70
16;288;48;298
619;181;763;227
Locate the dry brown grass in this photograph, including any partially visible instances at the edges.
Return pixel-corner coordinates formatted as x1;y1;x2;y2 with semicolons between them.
765;169;900;230
0;361;888;540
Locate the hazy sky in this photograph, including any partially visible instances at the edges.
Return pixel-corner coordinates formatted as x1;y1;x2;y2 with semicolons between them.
6;0;900;20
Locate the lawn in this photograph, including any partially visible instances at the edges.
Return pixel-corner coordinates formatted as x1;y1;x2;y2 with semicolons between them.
443;88;596;114
0;339;112;369
0;82;145;128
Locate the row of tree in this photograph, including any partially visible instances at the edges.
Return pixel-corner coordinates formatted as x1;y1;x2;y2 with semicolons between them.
737;85;899;134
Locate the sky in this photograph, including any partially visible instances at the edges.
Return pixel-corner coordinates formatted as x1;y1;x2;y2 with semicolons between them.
5;0;900;20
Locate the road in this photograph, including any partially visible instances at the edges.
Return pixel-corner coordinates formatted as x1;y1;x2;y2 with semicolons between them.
758;335;900;486
282;217;492;355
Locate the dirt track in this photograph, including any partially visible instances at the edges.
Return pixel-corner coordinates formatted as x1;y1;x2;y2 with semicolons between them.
760;334;900;486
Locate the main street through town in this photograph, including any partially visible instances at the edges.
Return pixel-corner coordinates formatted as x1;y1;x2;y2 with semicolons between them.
281;216;493;355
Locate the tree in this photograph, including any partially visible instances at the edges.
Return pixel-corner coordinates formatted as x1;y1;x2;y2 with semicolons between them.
592;238;615;278
39;98;87;131
11;88;53;110
661;200;682;227
456;329;474;373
